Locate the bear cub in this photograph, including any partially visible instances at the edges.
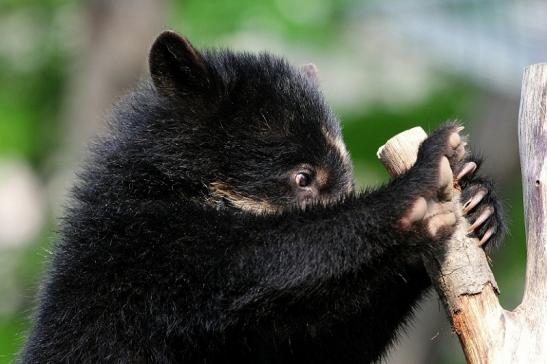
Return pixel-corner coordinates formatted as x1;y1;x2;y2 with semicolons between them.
20;31;505;363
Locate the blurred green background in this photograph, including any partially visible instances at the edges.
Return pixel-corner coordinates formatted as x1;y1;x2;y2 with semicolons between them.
1;0;545;362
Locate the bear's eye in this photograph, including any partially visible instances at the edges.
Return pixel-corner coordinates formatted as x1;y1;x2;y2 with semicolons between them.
295;172;312;188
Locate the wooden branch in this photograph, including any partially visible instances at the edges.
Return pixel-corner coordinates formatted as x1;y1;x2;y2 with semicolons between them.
515;63;547;356
377;127;502;363
375;63;547;363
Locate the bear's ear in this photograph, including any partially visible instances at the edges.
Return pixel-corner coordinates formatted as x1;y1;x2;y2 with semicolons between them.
149;31;209;96
300;63;319;85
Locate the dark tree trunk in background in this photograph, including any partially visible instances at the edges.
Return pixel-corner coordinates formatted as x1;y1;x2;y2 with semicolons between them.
63;0;167;159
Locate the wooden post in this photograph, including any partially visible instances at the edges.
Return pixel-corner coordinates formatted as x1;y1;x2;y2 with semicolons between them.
376;63;547;363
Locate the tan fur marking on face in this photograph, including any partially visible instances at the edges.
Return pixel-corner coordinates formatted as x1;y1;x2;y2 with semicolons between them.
208;182;279;215
321;127;350;165
315;167;329;187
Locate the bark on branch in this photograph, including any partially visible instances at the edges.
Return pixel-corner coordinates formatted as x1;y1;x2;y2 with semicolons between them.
375;63;547;363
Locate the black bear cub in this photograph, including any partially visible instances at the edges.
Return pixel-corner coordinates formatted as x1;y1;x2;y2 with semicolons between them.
20;31;505;363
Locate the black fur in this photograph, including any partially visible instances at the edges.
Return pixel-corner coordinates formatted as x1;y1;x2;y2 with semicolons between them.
19;31;505;363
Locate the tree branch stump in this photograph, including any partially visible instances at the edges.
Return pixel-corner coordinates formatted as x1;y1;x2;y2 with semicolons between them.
375;63;547;363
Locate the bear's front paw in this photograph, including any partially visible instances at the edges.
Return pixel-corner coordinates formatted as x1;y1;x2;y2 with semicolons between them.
399;123;470;240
